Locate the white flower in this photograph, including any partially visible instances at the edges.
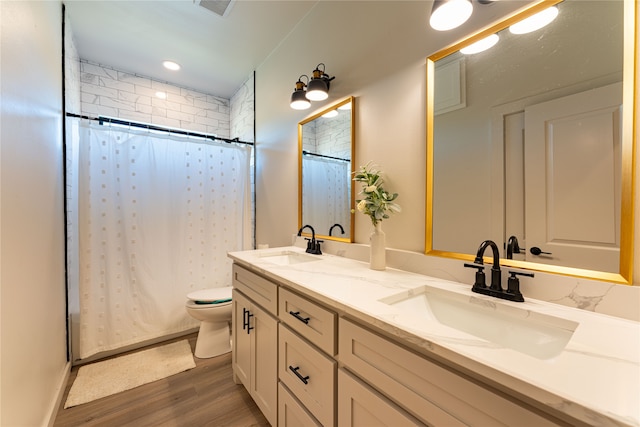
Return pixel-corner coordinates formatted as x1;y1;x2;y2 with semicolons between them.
352;162;400;226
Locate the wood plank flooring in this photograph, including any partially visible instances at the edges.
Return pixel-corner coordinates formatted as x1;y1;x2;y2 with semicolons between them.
54;334;269;427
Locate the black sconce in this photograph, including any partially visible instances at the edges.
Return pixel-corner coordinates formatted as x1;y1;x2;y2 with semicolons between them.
290;63;335;110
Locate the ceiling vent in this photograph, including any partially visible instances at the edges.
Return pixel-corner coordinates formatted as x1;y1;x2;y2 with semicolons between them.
195;0;236;17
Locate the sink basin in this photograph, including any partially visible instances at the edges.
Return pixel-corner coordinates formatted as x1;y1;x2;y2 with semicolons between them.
380;286;578;359
258;250;320;266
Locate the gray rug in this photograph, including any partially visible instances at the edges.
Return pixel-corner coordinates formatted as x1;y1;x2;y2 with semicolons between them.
64;339;196;408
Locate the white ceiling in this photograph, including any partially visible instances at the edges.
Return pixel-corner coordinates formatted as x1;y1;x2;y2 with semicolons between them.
64;0;319;99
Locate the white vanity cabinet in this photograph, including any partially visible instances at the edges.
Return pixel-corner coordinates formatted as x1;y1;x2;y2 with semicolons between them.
230;258;575;427
277;287;337;427
339;318;566;427
232;265;278;426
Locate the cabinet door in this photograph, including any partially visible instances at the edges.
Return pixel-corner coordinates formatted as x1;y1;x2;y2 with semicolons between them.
338;369;424;427
232;289;251;387
251;302;278;427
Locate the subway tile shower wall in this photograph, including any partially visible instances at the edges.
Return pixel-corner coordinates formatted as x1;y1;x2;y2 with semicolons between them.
79;60;231;137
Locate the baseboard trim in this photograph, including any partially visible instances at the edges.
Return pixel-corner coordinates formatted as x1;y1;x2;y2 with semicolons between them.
46;361;71;427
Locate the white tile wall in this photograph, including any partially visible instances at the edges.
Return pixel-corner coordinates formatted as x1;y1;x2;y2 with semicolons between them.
79;60;231;138
231;73;255;142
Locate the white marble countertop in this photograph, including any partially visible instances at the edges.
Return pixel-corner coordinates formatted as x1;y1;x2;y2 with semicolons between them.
228;246;640;427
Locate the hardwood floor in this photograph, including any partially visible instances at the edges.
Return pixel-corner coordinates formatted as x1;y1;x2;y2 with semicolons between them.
54;334;269;427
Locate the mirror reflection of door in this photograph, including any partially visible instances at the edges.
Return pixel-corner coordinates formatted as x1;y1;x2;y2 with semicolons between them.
503;83;622;272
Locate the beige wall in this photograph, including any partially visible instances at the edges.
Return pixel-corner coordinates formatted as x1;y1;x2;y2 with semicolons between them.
255;1;640;296
1;1;68;425
255;0;540;250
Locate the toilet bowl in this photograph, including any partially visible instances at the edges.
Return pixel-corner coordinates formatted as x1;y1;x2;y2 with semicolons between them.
185;287;233;359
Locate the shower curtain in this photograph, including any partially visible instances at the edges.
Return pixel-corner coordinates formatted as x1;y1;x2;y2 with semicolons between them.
302;156;350;236
75;120;251;358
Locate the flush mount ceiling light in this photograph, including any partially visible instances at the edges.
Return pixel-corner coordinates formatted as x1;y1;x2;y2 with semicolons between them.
429;0;494;31
290;64;336;109
290;75;311;110
509;6;559;34
162;60;181;71
460;33;500;54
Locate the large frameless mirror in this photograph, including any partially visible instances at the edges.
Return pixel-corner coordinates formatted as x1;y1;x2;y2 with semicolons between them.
299;97;355;242
426;0;636;283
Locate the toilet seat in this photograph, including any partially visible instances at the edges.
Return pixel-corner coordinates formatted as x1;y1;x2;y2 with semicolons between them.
187;287;232;305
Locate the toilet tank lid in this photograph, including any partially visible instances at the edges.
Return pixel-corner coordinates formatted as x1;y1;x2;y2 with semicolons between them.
187;287;232;302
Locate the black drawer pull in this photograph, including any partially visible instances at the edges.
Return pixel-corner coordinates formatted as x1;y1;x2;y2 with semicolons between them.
289;310;310;324
289;365;309;384
243;308;254;334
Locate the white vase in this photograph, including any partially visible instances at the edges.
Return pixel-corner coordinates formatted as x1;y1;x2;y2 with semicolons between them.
369;222;386;270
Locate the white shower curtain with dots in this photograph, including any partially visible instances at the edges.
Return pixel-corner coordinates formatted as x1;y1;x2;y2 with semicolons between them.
77;121;251;358
302;156;350;236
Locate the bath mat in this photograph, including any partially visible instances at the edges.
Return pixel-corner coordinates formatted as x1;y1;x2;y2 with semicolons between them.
64;339;195;408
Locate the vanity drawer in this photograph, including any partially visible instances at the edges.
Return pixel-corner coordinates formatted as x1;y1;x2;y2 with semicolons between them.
339;318;561;427
279;287;336;355
278;382;322;427
279;324;336;427
232;264;278;315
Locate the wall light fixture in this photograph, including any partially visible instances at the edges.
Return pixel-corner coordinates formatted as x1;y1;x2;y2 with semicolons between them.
290;63;335;109
429;0;494;31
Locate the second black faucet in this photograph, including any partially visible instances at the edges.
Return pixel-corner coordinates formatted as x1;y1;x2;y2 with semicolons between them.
297;225;323;255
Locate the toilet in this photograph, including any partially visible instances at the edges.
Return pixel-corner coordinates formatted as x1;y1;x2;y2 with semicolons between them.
185;286;233;359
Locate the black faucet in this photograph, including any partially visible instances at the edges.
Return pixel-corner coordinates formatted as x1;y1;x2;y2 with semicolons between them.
506;235;524;259
464;239;526;302
297;225;322;255
329;223;344;237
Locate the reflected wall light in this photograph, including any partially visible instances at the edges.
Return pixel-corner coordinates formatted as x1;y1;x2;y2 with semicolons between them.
290;63;336;109
290;75;311;110
509;6;559;34
429;0;494;31
460;33;500;54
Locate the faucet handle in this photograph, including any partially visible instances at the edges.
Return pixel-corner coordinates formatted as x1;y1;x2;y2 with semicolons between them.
506;270;533;302
464;263;486;289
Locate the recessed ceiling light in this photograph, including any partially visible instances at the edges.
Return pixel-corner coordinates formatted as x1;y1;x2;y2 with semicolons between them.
162;60;181;71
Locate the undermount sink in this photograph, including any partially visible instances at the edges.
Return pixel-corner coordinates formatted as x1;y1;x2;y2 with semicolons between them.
259;250;320;266
380;286;578;359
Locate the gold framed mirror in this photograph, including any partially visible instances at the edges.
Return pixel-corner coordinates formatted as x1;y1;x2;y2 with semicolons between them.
298;96;356;242
426;0;636;283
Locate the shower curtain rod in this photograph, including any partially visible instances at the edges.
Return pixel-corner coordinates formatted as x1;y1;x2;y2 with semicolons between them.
65;112;254;146
302;150;350;162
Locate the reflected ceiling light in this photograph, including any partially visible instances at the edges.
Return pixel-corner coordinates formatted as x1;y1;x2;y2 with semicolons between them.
305;63;335;101
155;91;167;99
322;110;339;118
162;60;181;71
429;0;473;31
290;75;311;110
338;102;352;110
460;33;499;54
509;6;558;34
